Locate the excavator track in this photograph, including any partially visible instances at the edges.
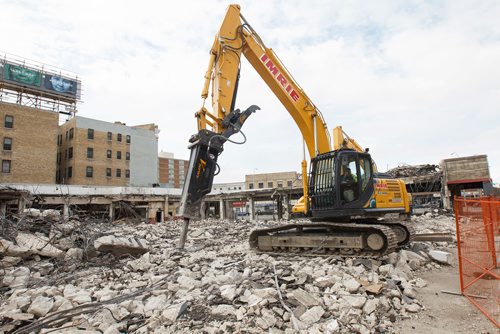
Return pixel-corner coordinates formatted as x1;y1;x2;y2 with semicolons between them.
378;221;416;248
249;222;401;257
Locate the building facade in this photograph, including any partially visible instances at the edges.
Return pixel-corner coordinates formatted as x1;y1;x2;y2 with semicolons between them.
58;116;158;186
441;155;492;209
245;171;301;190
211;181;246;194
158;151;188;188
0;102;59;184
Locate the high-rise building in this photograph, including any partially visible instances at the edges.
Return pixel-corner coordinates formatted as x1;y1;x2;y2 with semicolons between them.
57;116;159;186
158;151;188;188
0;102;59;184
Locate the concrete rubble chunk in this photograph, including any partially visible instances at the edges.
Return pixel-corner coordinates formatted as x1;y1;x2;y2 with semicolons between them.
211;304;235;316
343;278;361;293
429;250;452;265
289;288;319;307
343;295;366;309
65;248;84;261
299;306;325;326
0;238;32;258
363;298;379;315
2;266;31;288
325;319;340;334
220;285;237;301
161;302;188;324
2;311;35;321
41;209;61;221
15;232;64;258
144;294;168;316
127;252;152;271
94;235;149;256
27;296;54;317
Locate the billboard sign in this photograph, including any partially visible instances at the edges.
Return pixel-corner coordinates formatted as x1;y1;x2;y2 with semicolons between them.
3;63;42;87
42;74;77;96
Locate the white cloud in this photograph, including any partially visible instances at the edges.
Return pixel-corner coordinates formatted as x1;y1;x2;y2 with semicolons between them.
1;0;499;183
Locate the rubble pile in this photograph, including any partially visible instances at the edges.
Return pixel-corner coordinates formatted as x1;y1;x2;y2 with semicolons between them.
386;164;442;179
1;211;456;333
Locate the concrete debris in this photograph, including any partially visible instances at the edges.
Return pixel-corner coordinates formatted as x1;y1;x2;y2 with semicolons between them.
387;164;441;178
429;250;452;265
94;235;149;256
0;213;459;333
16;232;64;258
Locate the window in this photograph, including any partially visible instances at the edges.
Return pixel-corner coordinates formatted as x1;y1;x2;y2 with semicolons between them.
57;152;61;164
2;160;11;173
249;183;254;189
126;152;130;161
267;181;273;188
125;169;130;178
65;131;68;140
116;151;121;159
126;135;131;144
4;115;13;128
87;147;94;159
68;147;73;159
107;132;112;141
287;180;293;187
107;150;112;159
67;166;72;178
359;156;372;192
117;133;122;142
3;137;12;150
69;128;74;140
86;166;93;177
258;182;264;189
106;168;112;177
87;129;94;140
278;182;283;188
116;168;121;177
57;134;62;146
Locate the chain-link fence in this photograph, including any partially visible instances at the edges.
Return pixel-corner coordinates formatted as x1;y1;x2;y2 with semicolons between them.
454;197;499;327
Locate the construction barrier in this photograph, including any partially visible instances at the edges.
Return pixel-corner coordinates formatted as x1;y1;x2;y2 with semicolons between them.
454;197;499;327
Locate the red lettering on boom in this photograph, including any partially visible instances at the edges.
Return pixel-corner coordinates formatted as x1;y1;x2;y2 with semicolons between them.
260;53;300;104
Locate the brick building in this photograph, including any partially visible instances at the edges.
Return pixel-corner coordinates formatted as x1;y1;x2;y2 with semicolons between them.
158;151;188;188
58;116;159;187
245;171;302;190
0;102;58;184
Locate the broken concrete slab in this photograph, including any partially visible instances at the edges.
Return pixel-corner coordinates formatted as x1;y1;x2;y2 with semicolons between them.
288;288;320;307
161;302;188;324
429;250;452;265
15;232;64;258
0;238;32;258
94;235;149;256
27;296;54;317
299;306;325;326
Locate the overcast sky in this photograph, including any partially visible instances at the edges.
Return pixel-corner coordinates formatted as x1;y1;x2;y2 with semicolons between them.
1;0;499;184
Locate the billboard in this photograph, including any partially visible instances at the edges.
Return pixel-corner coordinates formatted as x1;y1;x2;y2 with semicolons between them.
3;63;42;87
42;74;77;96
0;61;79;100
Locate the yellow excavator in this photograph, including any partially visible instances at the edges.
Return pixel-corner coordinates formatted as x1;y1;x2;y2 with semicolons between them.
179;4;414;255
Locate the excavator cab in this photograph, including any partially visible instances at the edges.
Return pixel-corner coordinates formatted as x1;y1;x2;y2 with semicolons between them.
309;149;375;220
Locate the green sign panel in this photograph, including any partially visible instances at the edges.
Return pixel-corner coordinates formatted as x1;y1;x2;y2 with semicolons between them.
3;63;42;87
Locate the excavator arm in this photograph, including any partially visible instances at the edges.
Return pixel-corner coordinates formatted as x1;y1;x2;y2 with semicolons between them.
180;4;332;219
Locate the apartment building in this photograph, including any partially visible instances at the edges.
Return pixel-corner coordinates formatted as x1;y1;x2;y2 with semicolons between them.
58;116;158;186
0;102;59;184
158;151;188;188
245;171;302;190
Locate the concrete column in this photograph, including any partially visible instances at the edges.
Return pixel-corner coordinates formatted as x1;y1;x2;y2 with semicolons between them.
277;195;283;220
201;201;207;220
109;203;115;221
163;196;169;222
219;199;226;220
17;198;25;214
63;203;70;220
0;202;6;216
283;195;290;220
248;197;255;221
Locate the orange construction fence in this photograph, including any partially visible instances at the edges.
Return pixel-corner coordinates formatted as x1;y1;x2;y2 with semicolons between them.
454;197;499;328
